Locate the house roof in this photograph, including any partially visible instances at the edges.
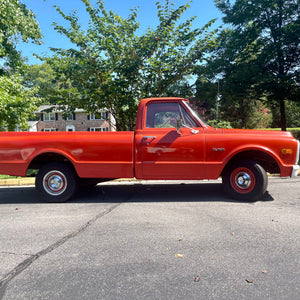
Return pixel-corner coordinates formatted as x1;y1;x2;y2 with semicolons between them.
36;105;86;114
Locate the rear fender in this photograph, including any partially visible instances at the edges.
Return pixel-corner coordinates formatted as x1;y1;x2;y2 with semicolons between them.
27;149;77;173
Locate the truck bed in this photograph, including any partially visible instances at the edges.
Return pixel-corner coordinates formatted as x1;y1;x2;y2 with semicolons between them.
0;131;135;178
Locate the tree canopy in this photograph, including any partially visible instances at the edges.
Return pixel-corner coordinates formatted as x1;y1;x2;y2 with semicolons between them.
200;0;300;130
0;0;42;131
0;0;42;73
0;75;40;131
41;0;218;130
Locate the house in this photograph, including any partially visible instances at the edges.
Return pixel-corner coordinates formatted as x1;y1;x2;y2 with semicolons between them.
35;105;116;132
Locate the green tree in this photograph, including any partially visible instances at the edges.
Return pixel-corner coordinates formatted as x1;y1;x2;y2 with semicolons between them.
0;0;42;73
42;0;217;130
202;0;299;130
0;75;40;131
193;70;219;120
0;0;43;131
22;62;80;108
22;63;56;99
271;100;300;128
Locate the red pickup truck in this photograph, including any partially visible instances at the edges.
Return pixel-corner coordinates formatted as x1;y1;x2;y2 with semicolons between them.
0;97;299;202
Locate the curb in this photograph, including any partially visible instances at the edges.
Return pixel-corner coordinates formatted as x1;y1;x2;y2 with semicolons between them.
0;178;35;186
0;177;138;187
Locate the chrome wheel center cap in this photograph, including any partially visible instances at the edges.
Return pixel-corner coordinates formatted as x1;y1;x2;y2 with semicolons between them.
49;175;64;191
236;172;251;189
43;171;67;196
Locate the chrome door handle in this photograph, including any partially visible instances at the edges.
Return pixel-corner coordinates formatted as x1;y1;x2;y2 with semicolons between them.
143;136;156;145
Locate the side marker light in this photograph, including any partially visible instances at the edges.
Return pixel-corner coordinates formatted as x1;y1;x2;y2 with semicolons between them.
281;149;293;155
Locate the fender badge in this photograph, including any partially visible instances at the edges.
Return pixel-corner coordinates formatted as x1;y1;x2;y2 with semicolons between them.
212;148;225;152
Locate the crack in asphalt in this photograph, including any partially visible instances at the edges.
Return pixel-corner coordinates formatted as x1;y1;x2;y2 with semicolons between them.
0;202;122;299
0;252;33;257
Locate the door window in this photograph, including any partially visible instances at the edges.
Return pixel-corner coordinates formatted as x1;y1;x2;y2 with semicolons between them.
146;102;197;129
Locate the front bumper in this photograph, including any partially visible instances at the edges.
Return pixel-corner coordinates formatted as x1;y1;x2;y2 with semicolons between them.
292;164;300;178
291;140;300;177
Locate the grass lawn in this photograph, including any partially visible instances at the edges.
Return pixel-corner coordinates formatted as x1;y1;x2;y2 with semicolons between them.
0;170;37;180
0;175;21;180
264;128;300;130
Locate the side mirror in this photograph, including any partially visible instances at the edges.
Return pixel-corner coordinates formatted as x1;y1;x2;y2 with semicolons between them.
176;118;199;135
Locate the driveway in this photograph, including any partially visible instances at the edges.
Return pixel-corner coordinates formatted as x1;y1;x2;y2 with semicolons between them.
0;177;299;299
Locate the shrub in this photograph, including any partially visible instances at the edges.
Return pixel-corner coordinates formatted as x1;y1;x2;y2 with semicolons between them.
208;119;232;128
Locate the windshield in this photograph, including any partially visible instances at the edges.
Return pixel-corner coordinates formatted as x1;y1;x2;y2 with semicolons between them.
183;101;209;127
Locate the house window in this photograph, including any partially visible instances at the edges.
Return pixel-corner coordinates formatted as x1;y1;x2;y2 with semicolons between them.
64;113;75;121
43;113;56;121
66;114;74;121
89;112;108;120
43;128;57;132
89;127;109;132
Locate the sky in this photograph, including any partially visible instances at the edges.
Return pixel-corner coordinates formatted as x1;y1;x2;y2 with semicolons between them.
19;0;224;65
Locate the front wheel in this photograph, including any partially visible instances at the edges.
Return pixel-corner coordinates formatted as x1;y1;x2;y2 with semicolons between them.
36;162;77;203
222;160;268;201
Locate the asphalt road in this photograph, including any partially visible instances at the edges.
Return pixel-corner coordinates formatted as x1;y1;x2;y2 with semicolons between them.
0;177;299;300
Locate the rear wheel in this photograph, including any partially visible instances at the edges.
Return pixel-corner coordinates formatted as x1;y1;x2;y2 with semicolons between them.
36;162;77;203
222;160;268;201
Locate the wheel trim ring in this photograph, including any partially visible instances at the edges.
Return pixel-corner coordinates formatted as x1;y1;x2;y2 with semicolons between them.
43;171;67;196
230;167;256;194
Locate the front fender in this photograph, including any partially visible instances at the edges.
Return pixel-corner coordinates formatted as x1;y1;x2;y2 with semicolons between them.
205;144;282;179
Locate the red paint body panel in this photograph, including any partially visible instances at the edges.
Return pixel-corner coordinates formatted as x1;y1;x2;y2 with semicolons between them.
0;98;299;181
134;98;299;180
135;127;205;179
203;127;298;179
0;131;134;178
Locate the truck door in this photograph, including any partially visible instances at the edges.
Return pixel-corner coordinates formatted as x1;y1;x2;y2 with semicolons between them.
136;101;205;180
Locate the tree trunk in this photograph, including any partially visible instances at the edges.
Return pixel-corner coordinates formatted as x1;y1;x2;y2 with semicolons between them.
280;98;287;131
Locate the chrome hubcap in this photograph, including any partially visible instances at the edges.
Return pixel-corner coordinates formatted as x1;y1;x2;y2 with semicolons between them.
235;172;252;189
43;171;67;196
